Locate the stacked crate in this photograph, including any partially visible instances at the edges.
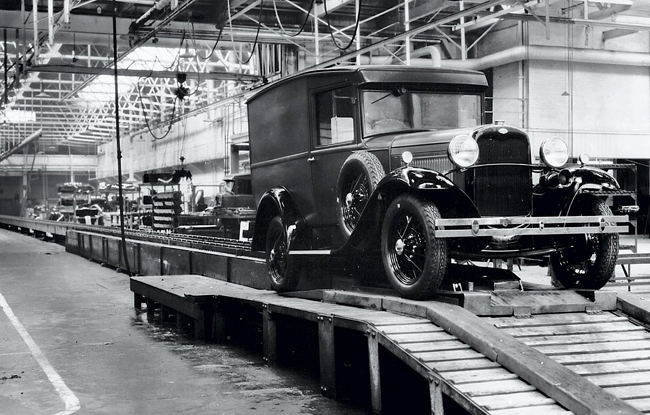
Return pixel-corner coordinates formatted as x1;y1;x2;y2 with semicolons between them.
152;191;182;230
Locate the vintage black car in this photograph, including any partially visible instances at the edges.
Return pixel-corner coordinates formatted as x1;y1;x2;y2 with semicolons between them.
247;66;629;299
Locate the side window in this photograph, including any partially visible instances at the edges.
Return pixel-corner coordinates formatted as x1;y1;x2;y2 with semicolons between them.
315;86;355;146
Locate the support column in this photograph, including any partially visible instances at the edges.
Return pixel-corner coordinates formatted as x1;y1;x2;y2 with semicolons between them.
429;375;444;415
263;305;277;365
145;298;155;322
367;328;381;414
213;299;227;343
318;315;336;399
133;293;144;310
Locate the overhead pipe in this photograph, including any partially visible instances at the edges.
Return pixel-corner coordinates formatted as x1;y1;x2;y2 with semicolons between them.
402;45;650;70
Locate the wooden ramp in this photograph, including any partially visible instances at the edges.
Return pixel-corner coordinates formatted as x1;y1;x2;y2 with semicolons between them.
130;276;649;414
484;309;650;413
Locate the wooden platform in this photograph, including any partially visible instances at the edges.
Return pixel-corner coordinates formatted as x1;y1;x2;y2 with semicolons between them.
130;275;649;415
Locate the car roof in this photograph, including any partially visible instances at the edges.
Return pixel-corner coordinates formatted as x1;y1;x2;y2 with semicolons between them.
247;65;488;104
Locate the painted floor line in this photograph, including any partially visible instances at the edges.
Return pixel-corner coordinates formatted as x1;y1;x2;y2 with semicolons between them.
0;292;80;415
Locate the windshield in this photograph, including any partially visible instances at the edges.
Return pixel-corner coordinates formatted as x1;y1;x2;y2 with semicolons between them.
362;89;482;137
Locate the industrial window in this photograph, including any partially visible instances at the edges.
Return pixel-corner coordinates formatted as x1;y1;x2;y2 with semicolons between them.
315;86;355;146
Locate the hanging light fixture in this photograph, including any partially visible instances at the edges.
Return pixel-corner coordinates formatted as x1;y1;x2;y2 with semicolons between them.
179;43;195;59
35;82;50;98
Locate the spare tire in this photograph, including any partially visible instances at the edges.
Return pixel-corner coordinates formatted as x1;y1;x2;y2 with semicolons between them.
336;151;385;240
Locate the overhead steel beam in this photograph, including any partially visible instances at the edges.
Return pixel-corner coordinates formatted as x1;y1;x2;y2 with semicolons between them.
309;0;509;70
62;0;202;101
28;65;262;82
0;128;42;163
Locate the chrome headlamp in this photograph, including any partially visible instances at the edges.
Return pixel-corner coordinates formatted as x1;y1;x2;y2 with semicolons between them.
539;137;569;168
448;135;479;168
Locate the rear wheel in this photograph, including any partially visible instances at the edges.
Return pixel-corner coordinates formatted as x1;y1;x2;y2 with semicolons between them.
336;151;385;239
381;194;447;300
265;216;300;292
550;196;619;289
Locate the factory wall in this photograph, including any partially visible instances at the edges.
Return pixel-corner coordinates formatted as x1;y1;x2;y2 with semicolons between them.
482;19;650;160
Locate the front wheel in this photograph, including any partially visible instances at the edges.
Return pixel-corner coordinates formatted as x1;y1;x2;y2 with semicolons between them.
550;196;619;289
265;216;300;292
381;194;447;300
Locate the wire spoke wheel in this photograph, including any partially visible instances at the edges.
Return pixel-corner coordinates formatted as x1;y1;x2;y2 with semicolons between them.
265;216;300;292
381;194;447;300
550;196;619;289
342;172;371;231
387;213;427;286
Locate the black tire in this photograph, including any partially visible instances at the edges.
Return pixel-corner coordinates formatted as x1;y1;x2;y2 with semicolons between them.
336;151;385;239
550;196;619;290
381;194;447;300
265;216;300;292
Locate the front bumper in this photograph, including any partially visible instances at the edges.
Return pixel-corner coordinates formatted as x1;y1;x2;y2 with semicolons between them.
434;215;629;238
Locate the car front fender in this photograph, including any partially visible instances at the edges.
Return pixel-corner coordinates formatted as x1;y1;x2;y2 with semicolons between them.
251;187;305;251
335;166;479;255
569;166;620;192
376;167;480;217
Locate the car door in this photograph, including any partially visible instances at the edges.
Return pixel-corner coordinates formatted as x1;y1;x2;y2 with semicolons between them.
308;85;359;245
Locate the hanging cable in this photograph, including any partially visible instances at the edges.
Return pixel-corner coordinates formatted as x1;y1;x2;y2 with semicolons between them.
137;76;178;141
324;0;363;51
226;0;264;64
272;0;315;37
192;21;224;60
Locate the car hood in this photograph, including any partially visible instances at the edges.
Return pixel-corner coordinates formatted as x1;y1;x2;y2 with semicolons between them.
364;126;479;150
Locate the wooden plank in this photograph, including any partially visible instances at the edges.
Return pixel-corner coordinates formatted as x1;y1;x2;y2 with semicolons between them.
520;330;650;347
585;370;650;388
377;322;442;334
553;350;650;365
442;368;519;384
430;358;501;373
605;384;650;400
334;310;428;326
626;397;650;412
456;379;536;397
390;331;462;344
417;349;489;363
380;299;642;415
500;321;645;337
473;391;555;410
399;337;467;352
401;340;471;353
485;312;627;328
490;405;573;415
570;359;650;376
618;294;650;326
536;339;650;355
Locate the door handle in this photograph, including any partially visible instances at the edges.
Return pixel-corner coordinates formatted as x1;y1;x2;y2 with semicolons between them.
307;157;315;162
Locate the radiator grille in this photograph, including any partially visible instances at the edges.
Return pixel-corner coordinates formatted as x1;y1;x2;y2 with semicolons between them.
473;130;531;217
410;156;454;173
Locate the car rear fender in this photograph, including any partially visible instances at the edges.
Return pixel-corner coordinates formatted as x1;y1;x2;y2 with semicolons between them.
251;187;305;251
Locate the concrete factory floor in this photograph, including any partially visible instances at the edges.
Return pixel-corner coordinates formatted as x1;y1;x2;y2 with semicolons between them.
0;229;367;415
0;228;648;415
